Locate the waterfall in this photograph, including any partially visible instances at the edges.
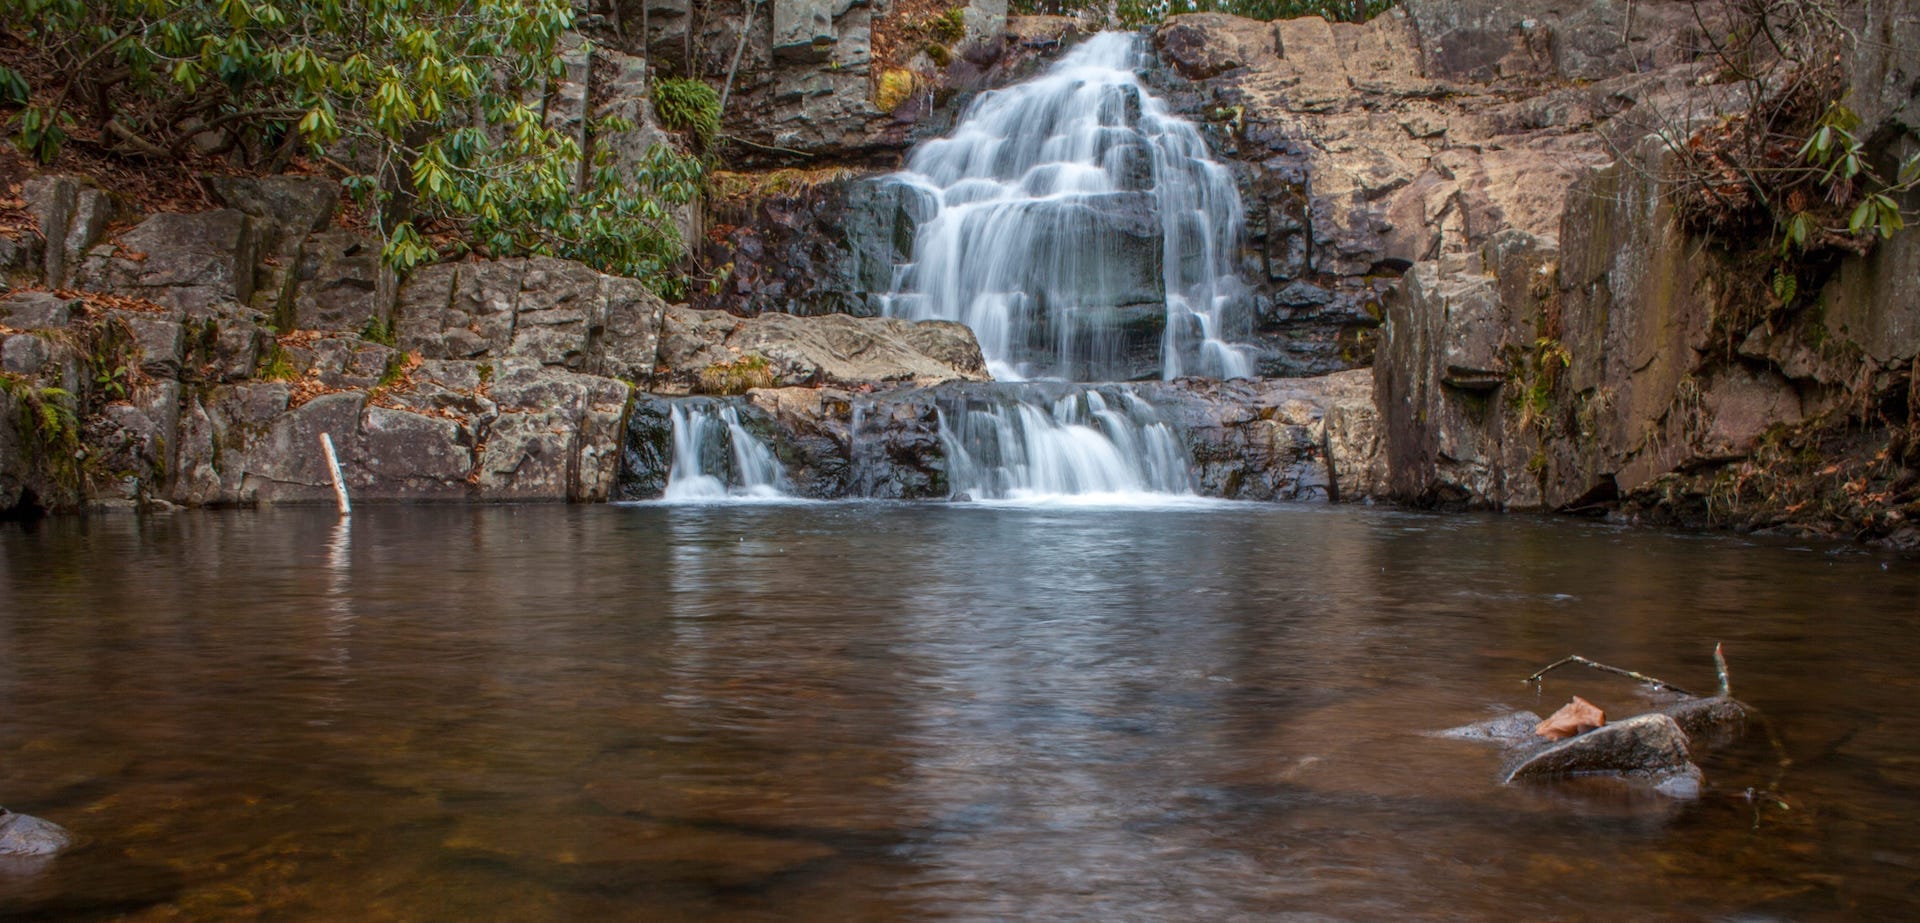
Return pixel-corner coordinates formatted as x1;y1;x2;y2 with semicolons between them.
881;32;1254;382
938;387;1196;501
663;403;789;501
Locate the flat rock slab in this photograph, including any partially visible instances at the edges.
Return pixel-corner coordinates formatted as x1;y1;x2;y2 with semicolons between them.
1432;710;1542;745
0;809;73;857
1500;713;1693;784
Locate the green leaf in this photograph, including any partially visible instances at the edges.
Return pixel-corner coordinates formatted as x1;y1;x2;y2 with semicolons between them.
0;66;29;106
1849;200;1873;235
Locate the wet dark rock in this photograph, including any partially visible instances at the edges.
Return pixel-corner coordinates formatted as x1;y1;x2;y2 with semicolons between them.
1499;713;1694;784
616;369;1384;501
1656;695;1751;750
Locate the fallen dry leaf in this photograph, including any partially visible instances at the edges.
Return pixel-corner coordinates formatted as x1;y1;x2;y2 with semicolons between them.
1535;695;1606;740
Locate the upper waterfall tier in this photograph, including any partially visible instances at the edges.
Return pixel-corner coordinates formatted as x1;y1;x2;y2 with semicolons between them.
880;33;1255;383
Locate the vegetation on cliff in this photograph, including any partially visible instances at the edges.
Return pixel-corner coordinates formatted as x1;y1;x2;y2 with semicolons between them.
0;0;701;290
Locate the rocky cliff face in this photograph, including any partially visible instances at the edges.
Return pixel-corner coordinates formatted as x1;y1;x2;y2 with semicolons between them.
0;171;989;513
691;2;1727;380
1369;2;1920;545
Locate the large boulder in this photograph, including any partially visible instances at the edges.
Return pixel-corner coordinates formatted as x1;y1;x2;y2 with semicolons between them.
395;257;666;379
652;306;989;392
77;210;261;312
1500;713;1697;785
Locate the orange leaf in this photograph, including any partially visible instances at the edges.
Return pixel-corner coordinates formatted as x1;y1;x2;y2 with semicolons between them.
1534;695;1606;740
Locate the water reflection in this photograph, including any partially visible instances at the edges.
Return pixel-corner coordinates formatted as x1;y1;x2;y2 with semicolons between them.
0;506;1916;920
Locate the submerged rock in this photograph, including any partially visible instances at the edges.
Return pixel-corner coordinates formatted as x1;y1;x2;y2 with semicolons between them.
1432;710;1543;745
1656;695;1750;749
0;808;74;858
1499;713;1694;785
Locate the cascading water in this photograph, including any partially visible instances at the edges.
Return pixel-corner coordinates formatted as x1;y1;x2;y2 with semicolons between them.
662;403;789;501
939;388;1195;501
881;32;1254;382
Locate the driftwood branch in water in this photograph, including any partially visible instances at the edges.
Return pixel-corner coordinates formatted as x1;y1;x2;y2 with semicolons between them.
1524;654;1702;697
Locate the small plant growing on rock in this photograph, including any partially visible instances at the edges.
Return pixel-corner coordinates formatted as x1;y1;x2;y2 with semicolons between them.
653;78;721;148
359;314;398;347
257;342;298;382
696;353;776;396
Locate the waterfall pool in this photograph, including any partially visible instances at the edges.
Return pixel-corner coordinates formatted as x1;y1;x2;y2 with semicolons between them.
3;503;1916;919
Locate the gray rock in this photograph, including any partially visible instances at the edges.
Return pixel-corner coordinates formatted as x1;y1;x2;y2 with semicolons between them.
594;275;665;382
1656;695;1750;749
83;210;260;312
0;808;73;857
1434;710;1544;744
773;0;841;63
114;311;187;379
510;257;604;369
1;333;51;375
653;306;987;393
292;230;386;332
203;174;341;236
22;174;112;287
396;259;525;360
0;231;43;287
0;291;78;330
1500;713;1695;784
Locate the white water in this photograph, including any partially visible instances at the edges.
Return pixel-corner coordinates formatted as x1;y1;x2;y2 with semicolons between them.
939;388;1197;501
881;32;1255;382
662;403;789;501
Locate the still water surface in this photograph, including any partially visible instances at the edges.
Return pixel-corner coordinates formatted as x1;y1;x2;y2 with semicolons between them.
2;503;1917;920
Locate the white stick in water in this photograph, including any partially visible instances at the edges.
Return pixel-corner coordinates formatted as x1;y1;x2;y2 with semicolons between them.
320;432;351;515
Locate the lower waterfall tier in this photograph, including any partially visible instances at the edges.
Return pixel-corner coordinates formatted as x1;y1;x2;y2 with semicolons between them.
617;372;1380;504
